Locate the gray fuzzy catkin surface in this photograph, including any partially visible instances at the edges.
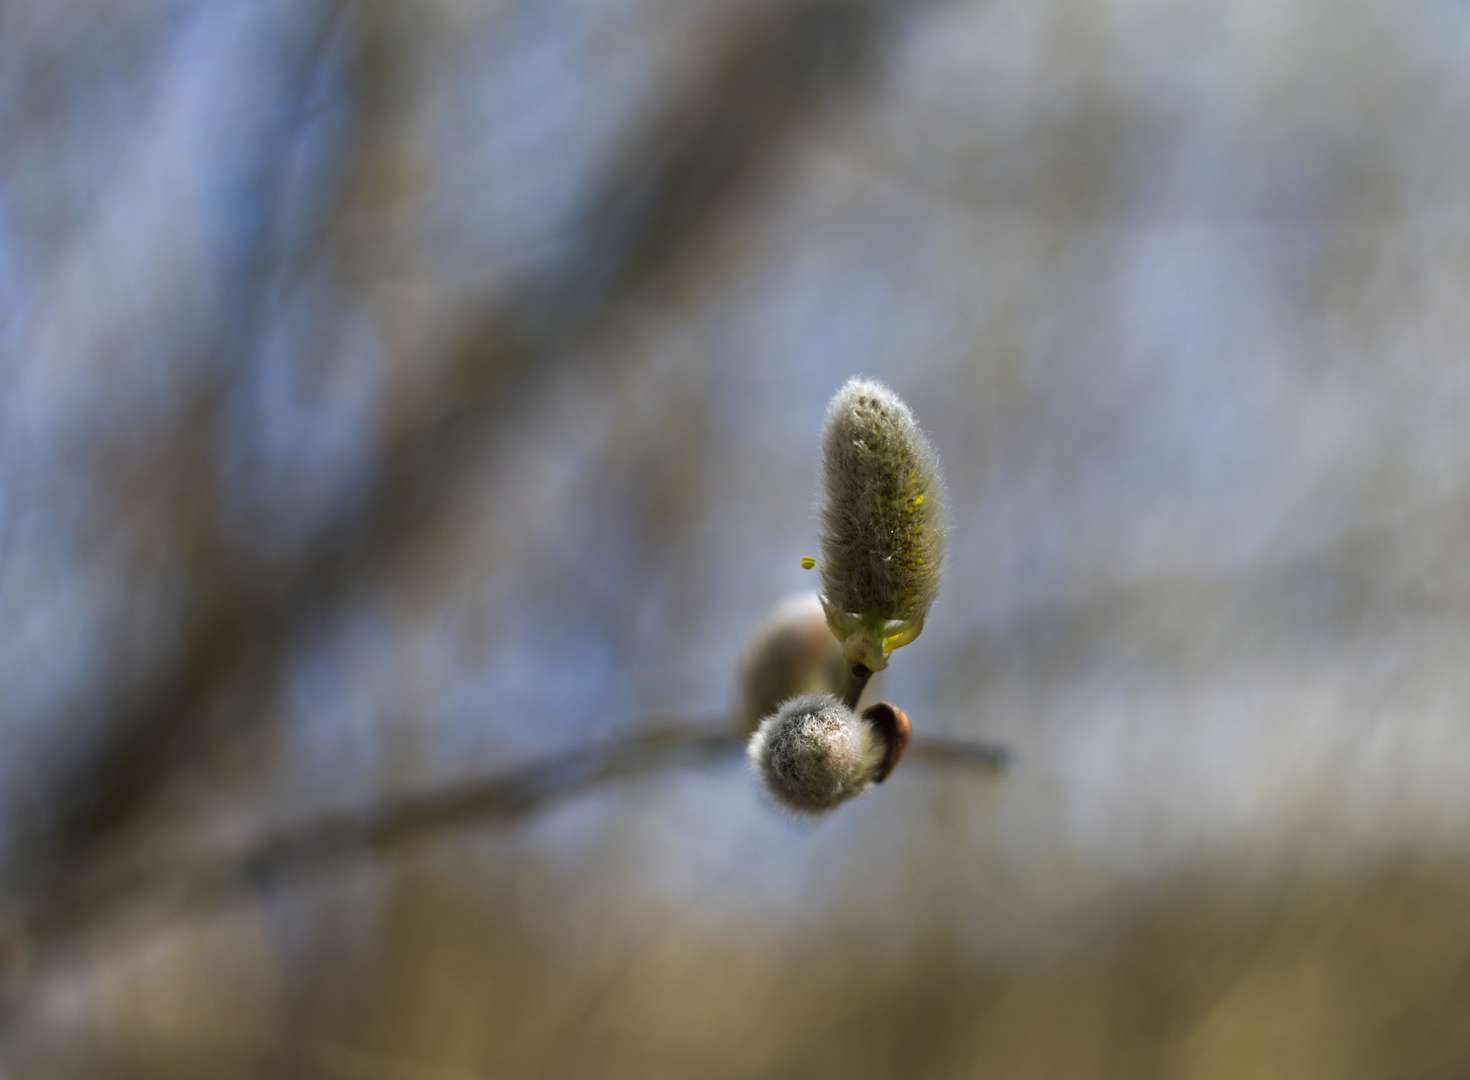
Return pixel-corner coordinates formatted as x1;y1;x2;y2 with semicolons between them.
818;377;945;623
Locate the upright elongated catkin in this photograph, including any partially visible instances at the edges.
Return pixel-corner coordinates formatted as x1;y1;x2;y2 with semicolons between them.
817;378;945;670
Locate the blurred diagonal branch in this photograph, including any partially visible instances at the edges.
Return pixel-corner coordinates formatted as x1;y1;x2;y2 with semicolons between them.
21;0;938;897
2;722;1004;1009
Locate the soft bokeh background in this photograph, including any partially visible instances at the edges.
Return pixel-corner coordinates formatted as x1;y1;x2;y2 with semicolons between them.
6;0;1470;1075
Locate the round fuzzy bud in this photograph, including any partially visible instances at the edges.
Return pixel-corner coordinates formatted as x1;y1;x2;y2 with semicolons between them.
733;592;849;737
818;378;945;671
748;692;885;815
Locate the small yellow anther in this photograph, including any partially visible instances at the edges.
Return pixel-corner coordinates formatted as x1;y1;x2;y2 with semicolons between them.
800;556;817;570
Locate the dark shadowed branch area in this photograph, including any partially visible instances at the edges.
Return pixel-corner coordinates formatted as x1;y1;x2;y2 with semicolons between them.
8;0;1470;1076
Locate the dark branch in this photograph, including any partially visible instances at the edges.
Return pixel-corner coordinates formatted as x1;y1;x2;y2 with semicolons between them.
907;736;1010;773
2;718;1004;1011
841;662;875;710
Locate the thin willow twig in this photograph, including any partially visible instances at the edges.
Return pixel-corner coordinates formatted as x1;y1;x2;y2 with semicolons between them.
0;718;1005;1011
908;736;1010;772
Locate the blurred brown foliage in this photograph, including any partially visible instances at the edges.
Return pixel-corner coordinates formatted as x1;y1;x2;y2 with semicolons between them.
6;0;1470;1076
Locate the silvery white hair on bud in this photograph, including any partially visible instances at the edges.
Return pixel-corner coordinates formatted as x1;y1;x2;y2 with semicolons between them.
732;591;849;737
818;377;945;669
747;692;884;815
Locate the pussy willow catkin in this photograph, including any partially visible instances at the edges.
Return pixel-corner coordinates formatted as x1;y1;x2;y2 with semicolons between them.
747;692;885;815
733;591;848;738
817;378;945;671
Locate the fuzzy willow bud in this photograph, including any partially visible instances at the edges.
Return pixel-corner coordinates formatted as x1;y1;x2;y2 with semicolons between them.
733;592;849;737
747;692;885;815
817;378;945;671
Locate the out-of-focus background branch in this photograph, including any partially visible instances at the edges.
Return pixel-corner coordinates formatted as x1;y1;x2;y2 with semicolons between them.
6;722;1003;1000
5;0;919;894
6;0;1470;1076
